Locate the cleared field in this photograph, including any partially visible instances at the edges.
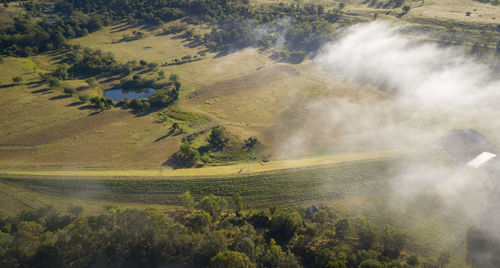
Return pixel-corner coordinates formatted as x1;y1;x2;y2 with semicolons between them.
0;19;393;169
68;22;209;63
407;0;500;25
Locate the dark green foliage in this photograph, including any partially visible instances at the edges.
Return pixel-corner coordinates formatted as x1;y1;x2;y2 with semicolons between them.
269;211;302;242
176;142;200;167
233;193;243;213
63;87;77;95
12;76;22;83
260;238;300;267
209;126;228;150
178;191;195;210
198;194;228;217
0;192;430;268
90;96;114;111
78;94;90;103
210;250;255;268
355;217;377;250
335;218;350;240
248;211;269;229
381;225;407;258
66;48;127;77
0;12;103;56
407;254;419;265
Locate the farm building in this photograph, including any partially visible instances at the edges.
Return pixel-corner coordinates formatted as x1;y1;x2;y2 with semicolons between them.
432;129;498;169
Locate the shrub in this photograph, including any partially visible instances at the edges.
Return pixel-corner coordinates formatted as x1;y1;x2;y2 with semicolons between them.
78;94;90;103
210;251;255;268
63;87;76;95
208;127;228;150
198;194;228;217
12;76;23;83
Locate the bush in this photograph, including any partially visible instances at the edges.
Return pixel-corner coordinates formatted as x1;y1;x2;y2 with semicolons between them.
12;76;23;83
63;87;76;95
210;251;255;268
78;94;90;103
198;194;228;217
208;126;228;150
177;142;200;167
269;211;302;242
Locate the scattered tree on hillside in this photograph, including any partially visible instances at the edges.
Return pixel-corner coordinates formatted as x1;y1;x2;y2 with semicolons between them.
198;194;228;217
12;76;22;83
208;126;228;150
178;191;195;210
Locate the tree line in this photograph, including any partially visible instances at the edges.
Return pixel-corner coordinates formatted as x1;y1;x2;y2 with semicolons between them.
0;192;437;268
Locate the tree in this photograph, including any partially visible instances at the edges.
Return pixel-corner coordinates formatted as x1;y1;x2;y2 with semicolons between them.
178;142;200;167
169;73;179;82
402;6;411;14
12;76;23;83
85;78;97;88
67;203;83;217
48;76;60;88
312;209;328;224
232;193;243;214
79;94;90;103
270;211;302;242
178;191;195;210
139;59;147;67
198;194;228;217
147;62;159;69
359;259;382;268
208;126;228;150
54;64;69;79
63;87;76;95
335;218;350;241
382;225;407;258
261;239;300;268
355;217;376;249
158;70;165;78
210;251;255;268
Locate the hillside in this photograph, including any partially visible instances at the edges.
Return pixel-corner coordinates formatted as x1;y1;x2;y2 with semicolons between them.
0;0;499;267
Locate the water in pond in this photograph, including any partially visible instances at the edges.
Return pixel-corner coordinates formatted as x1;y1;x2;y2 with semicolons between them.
104;88;156;102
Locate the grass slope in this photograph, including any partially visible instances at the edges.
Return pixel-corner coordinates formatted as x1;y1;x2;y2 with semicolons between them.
0;152;472;264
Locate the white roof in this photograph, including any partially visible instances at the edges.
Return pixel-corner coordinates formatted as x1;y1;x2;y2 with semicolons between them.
466;151;497;168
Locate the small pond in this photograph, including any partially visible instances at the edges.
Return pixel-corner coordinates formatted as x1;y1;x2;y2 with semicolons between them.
104;88;156;102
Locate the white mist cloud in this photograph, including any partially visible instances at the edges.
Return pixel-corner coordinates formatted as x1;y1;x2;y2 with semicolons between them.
314;21;500;110
276;20;500;260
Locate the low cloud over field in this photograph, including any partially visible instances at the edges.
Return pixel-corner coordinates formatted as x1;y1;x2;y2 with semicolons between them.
281;21;500;265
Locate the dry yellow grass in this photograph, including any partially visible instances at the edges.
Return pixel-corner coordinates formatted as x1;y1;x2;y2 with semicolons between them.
0;148;407;178
408;0;500;24
68;22;210;63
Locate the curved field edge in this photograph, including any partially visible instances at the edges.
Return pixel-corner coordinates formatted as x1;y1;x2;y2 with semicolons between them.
0;156;470;262
0;158;396;207
0;148;408;178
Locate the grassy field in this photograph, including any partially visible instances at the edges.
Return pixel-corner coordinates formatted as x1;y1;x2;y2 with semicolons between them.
0;18;392;169
0;152;473;265
1;2;498;265
0;148;407;177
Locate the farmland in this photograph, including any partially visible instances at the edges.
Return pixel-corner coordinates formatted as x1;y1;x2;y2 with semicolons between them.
0;0;499;266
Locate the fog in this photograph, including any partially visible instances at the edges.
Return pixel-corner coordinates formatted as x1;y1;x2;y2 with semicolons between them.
279;21;500;264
